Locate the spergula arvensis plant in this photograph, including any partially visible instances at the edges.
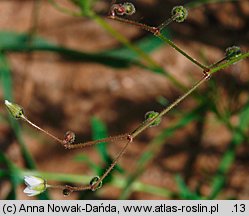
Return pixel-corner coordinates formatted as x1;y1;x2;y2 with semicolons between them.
4;0;248;197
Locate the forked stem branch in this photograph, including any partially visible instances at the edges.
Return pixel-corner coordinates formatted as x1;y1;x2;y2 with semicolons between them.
6;1;249;196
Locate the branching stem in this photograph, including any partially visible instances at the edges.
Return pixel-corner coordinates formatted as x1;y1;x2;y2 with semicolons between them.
131;74;209;139
107;15;209;71
12;0;249;195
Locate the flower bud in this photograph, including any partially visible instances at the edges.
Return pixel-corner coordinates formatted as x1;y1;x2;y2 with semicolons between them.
63;188;71;196
171;6;188;23
90;176;102;191
225;46;241;60
5;100;24;119
144;111;161;127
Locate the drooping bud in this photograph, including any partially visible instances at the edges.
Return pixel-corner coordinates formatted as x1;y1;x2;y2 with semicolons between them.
144;111;161;127
63;131;75;144
5;100;24;119
171;6;188;23
225;46;242;60
63;188;71;197
123;2;136;15
90;176;102;191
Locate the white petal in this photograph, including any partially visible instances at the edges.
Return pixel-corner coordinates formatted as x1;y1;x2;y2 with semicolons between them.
4;100;11;106
24;176;43;187
23;187;40;196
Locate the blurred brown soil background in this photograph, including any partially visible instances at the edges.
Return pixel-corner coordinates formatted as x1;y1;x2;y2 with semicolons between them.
0;0;249;199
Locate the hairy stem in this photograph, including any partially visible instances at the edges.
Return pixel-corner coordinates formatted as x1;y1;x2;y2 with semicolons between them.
210;52;249;74
48;0;187;91
107;15;208;71
157;13;180;31
131;74;209;138
14;1;249;195
22;115;129;149
156;33;208;70
91;140;132;191
66;134;129;149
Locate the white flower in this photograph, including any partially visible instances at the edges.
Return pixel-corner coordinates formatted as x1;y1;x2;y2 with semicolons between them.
23;176;47;196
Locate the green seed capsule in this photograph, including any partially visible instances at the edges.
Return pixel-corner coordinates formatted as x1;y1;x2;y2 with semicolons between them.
225;46;242;60
171;6;188;23
90;176;102;191
144;111;161;127
123;2;136;15
5;100;24;119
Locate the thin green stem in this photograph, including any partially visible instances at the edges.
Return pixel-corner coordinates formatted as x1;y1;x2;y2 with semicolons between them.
210;52;249;74
130;51;249;139
108;15;208;70
94;15;187;90
157;13;179;31
48;1;187;91
156;33;208;70
207;56;227;69
91;140;132;191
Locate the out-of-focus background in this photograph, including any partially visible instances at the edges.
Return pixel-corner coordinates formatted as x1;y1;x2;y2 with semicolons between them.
0;0;249;200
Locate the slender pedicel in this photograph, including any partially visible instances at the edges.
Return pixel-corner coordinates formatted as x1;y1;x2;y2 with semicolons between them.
207;46;242;69
22;116;64;144
91;139;132;191
108;3;208;71
4;100;129;149
131;74;209;139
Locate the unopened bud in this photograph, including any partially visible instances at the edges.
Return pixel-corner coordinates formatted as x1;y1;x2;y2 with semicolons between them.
145;111;161;127
171;6;188;23
63;188;71;196
5;100;24;119
90;176;102;191
225;46;242;60
123;2;136;15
